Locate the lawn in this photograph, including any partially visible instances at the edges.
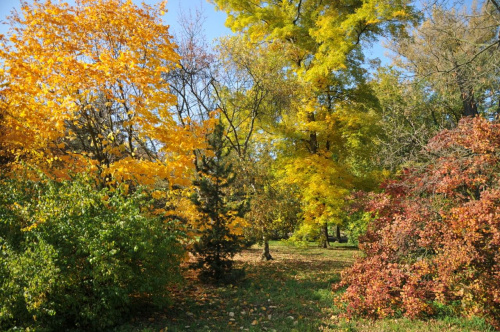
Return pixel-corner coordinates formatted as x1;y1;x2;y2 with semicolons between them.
115;241;495;332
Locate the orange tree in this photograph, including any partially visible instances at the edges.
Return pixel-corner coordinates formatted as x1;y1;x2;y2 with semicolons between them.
337;117;500;328
0;0;208;187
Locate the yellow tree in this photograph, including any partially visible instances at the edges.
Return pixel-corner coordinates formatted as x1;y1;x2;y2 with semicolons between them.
0;0;209;188
211;0;413;246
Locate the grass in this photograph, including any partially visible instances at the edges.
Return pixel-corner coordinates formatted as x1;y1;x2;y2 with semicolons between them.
114;241;495;332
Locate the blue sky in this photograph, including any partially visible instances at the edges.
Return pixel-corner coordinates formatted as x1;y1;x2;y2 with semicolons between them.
163;0;231;44
0;0;232;43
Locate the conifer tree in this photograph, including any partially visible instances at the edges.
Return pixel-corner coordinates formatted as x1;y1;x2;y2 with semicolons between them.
191;122;247;283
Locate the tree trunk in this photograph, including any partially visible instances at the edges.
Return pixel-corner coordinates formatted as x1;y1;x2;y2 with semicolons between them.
260;236;273;261
319;223;330;248
496;97;500;120
307;112;318;153
461;86;478;117
454;69;478;118
336;224;341;242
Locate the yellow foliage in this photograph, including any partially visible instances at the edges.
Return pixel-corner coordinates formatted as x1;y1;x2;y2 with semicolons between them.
279;152;353;226
212;0;416;83
0;0;212;190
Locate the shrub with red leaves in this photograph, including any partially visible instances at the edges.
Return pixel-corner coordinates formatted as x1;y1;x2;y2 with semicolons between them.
336;117;500;328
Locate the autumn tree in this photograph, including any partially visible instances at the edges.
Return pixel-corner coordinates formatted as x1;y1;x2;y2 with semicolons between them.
167;24;300;257
232;140;301;260
0;1;206;328
210;0;409;247
166;7;217;126
211;0;416;81
337;117;500;328
370;67;458;171
367;1;500;174
214;36;312;256
0;75;12;171
0;0;207;187
390;2;500;119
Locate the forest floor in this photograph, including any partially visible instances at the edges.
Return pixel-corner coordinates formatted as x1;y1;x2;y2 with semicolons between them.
115;242;494;332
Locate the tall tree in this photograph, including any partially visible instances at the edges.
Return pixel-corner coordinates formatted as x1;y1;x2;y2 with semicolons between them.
166;7;217;126
214;37;304;255
211;0;409;246
211;0;416;82
370;67;457;171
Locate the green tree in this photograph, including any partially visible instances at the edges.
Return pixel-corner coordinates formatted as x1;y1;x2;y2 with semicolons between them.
235;143;301;260
370;67;456;171
190;123;248;283
207;36;301;256
165;18;297;258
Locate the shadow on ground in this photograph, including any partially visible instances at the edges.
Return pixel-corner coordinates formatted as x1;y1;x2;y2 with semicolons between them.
114;243;359;332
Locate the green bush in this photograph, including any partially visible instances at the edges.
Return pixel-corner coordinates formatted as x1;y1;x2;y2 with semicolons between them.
344;211;372;245
0;175;184;331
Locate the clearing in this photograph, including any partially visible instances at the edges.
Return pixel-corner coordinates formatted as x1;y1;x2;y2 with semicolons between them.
115;242;494;332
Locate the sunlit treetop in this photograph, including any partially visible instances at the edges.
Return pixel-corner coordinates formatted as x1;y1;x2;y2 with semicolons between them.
0;0;211;186
211;0;417;82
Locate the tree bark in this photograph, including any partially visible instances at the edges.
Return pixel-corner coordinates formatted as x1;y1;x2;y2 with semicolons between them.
336;224;341;242
496;97;500;120
307;112;318;154
461;86;478;117
319;223;330;248
454;69;478;118
260;235;273;261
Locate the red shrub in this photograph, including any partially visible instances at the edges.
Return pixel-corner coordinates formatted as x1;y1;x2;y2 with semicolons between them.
337;117;500;328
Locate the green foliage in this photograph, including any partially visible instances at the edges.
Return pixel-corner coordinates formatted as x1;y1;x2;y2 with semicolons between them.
371;67;456;171
344;211;372;246
191;123;248;283
234;153;301;246
286;223;321;247
0;174;184;331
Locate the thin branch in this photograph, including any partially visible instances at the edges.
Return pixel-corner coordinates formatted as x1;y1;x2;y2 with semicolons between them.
293;0;303;25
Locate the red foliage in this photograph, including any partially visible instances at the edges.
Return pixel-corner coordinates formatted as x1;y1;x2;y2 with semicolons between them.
337;117;500;328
